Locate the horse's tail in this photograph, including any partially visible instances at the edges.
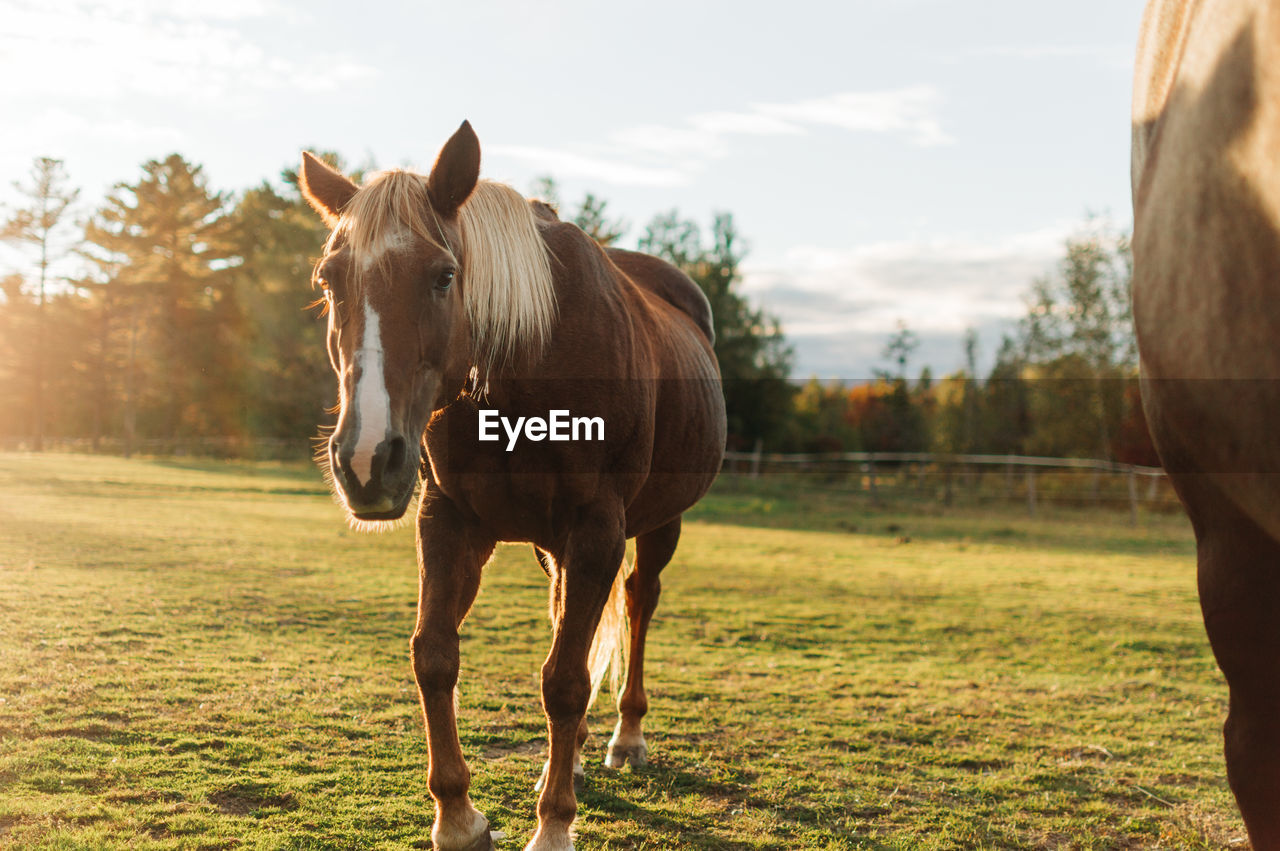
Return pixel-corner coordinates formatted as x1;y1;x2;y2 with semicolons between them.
587;555;632;706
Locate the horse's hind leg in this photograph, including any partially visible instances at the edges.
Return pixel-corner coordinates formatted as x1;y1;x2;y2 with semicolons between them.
606;515;681;769
1186;476;1280;847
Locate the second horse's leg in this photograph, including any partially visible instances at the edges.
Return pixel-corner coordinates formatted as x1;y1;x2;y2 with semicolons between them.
1187;476;1280;849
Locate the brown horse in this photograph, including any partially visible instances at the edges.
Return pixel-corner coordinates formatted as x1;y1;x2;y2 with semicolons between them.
1134;1;1280;845
298;122;726;850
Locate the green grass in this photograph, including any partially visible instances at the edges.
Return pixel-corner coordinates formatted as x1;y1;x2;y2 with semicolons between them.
0;453;1245;849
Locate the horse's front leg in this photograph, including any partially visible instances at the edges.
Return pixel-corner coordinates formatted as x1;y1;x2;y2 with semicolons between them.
528;507;626;851
410;488;496;851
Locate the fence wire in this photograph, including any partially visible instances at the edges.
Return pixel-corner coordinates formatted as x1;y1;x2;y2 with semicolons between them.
722;450;1179;520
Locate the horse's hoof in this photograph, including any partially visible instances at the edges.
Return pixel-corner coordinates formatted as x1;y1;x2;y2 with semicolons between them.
524;826;574;850
604;742;647;769
435;813;496;851
460;831;497;851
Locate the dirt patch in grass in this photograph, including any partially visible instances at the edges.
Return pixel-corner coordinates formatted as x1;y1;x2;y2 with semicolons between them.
207;781;299;815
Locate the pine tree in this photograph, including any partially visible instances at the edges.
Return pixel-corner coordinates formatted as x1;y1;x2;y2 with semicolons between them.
82;154;242;454
2;157;80;450
224;159;338;444
981;334;1032;455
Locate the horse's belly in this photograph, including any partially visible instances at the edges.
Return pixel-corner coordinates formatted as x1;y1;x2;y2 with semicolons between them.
623;369;726;538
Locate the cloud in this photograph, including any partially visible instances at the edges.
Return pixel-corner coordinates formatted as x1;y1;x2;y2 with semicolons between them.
740;224;1085;376
0;0;376;102
490;87;952;187
133;0;286;20
786;316;1018;381
755;88;953;147
485;145;689;187
609;107;810;160
607;124;729;160
16;108;186;148
0;108;187;184
690;111;803;137
611;86;953;157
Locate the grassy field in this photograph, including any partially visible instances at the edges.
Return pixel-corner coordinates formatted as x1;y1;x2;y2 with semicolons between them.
0;453;1246;849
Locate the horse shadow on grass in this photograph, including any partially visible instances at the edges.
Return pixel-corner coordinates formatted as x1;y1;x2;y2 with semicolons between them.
576;757;897;850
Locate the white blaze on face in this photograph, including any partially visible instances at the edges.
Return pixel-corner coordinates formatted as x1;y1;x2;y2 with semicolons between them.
361;227;410;271
350;300;391;485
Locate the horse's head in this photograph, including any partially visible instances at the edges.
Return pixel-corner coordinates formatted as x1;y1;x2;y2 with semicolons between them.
300;122;480;522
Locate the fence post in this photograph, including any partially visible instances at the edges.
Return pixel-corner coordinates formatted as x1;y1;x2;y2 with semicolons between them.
750;438;763;479
868;456;879;506
1026;468;1037;517
944;460;953;507
1127;467;1138;526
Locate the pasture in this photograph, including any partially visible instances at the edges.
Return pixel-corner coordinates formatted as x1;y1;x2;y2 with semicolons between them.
0;453;1245;849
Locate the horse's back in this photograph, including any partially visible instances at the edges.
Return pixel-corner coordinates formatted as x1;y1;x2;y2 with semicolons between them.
502;218;725;538
1133;0;1280;537
525;202;714;346
605;248;716;346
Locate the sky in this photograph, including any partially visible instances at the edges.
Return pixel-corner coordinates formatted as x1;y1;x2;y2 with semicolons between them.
1;0;1148;379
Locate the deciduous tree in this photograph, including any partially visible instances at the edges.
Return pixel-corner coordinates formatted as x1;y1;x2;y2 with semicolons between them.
640;211;794;449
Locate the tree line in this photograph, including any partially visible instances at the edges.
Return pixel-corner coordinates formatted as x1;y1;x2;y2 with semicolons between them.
0;154;792;456
782;223;1154;465
0;154;1151;464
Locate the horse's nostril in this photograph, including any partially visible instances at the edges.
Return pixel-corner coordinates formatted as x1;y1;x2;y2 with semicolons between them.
384;435;408;477
329;438;352;485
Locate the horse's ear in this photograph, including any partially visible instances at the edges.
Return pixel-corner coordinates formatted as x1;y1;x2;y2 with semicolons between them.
300;151;357;227
427;121;481;218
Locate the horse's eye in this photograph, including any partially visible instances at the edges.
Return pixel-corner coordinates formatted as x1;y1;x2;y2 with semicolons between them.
436;269;456;291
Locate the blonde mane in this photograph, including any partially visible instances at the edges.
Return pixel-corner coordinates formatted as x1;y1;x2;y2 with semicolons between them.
333;171;557;374
456;181;558;374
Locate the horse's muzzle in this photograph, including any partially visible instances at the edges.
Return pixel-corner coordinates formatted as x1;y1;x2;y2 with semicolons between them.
329;431;417;520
